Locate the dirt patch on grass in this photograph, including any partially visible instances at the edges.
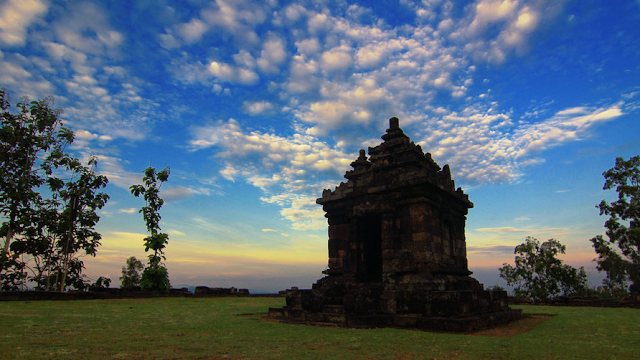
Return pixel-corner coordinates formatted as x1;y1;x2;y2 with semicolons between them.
254;313;553;337
471;314;554;337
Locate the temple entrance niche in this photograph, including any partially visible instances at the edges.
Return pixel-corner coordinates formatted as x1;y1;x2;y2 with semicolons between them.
269;117;522;332
356;215;382;283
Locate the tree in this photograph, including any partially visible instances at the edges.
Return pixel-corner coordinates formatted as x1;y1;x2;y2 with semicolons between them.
590;155;640;296
92;276;111;289
499;237;588;300
130;167;171;291
0;89;109;291
120;256;144;289
1;89;72;274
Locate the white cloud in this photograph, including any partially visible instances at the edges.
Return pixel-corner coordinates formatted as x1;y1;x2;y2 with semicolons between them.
162;186;196;203
189;119;353;230
295;38;321;57
168;229;186;236
53;2;123;54
6;0;626;234
513;105;623;158
200;0;266;46
243;100;274;115
0;57;54;97
356;39;403;69
420;103;624;184
208;61;259;84
284;3;308;22
0;0;49;46
88;154;141;190
257;35;287;73
475;226;567;234
454;0;568;62
178;18;208;43
320;44;353;73
308;13;330;34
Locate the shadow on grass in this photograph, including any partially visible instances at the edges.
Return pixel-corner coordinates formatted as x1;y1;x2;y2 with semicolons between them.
471;314;555;337
246;313;556;337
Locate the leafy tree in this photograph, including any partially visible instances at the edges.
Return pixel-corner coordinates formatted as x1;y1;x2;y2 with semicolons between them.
486;284;506;292
1;89;71;274
120;256;144;289
0;89;109;291
590;155;640;296
499;237;588;300
92;276;111;289
130;167;171;291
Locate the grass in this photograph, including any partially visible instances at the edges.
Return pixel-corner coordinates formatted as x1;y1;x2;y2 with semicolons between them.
0;297;638;359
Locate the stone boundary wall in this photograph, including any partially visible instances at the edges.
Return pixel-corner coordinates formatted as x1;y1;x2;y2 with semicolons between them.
509;296;640;309
0;287;283;301
0;288;191;301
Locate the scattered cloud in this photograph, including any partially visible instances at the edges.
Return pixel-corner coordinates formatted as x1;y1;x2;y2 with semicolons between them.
453;0;568;63
0;0;49;47
161;186;196;203
1;0;633;235
262;229;290;237
475;226;567;234
189;119;352;229
422;103;624;184
467;245;514;254
243;100;274;115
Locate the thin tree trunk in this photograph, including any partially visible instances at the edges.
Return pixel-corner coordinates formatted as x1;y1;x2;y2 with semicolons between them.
59;195;77;292
0;224;14;276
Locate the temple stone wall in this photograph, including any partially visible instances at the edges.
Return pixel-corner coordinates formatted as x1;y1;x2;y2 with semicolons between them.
269;117;522;332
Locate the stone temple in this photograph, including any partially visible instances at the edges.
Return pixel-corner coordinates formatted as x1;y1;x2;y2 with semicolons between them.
269;117;522;332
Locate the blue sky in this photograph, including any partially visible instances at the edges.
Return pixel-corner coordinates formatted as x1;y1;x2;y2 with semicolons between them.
1;0;639;293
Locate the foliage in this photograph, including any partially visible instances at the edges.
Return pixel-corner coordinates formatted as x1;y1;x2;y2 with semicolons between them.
499;237;588;300
486;284;506;292
119;256;143;289
590;155;640;296
0;89;109;291
130;167;171;290
92;276;111;289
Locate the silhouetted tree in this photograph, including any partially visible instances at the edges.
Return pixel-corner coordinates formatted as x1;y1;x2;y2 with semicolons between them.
499;237;588;300
92;276;111;289
130;167;171;291
590;155;640;296
0;89;109;291
120;256;143;289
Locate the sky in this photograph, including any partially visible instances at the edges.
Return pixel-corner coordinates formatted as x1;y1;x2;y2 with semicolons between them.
1;0;639;293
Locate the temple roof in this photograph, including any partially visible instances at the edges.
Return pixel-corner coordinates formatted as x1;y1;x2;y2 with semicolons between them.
318;117;472;208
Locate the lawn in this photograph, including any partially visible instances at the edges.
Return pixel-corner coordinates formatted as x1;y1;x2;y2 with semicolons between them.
0;297;638;359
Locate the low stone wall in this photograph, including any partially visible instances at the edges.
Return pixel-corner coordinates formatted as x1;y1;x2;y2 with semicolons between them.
509;296;640;309
0;288;191;301
193;286;250;296
0;287;285;301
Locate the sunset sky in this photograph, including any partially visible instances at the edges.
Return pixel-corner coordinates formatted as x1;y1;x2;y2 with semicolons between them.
1;0;639;293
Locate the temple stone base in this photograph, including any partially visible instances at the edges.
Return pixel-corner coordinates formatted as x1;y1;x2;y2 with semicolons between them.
269;275;521;332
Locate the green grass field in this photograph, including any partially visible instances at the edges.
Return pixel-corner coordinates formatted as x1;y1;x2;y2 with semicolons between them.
1;297;638;359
